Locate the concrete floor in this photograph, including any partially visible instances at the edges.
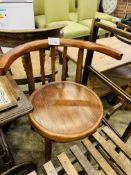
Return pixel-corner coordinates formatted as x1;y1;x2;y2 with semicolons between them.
4;59;131;174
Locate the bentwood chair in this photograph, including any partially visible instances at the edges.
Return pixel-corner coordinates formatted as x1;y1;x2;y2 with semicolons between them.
0;38;124;163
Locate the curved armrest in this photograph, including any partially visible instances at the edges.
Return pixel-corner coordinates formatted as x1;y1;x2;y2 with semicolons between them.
0;38;123;76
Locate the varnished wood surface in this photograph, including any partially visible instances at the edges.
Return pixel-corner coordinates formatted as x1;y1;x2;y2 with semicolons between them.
0;38;122;76
58;37;131;72
29;81;103;142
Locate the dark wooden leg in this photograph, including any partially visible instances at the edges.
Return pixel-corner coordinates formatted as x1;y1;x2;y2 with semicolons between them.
44;138;52;162
121;121;131;142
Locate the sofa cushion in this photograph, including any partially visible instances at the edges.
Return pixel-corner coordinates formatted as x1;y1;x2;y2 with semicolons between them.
35;15;46;28
96;12;112;21
79;19;116;36
112;16;121;23
69;12;78;22
47;21;90;38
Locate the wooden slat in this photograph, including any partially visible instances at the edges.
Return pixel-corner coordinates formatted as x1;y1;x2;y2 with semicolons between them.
76;48;84;83
62;46;68;81
27;171;37;175
50;46;56;81
22;53;35;94
39;49;45;85
70;145;97;175
93;132;131;175
82;138;117;175
43;161;58;175
102;126;131;160
57;152;79;175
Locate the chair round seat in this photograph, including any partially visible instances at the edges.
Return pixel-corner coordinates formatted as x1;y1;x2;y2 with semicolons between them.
29;81;103;142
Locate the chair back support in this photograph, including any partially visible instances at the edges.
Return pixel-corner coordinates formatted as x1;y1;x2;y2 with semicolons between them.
44;0;69;24
69;0;76;12
77;0;99;21
33;0;45;16
0;38;122;94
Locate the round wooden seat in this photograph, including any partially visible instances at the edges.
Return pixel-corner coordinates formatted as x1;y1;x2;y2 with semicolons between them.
29;81;103;144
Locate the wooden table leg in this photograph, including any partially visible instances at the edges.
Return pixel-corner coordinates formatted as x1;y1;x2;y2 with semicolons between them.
44;138;52;162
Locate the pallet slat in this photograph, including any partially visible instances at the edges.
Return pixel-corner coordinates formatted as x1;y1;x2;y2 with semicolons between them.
44;161;58;175
57;152;78;175
93;132;131;175
102;126;131;160
82;138;117;175
70;145;97;175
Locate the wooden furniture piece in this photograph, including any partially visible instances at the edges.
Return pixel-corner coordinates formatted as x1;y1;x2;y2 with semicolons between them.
0;38;123;163
0;74;33;172
0;26;63;84
4;126;130;175
0;74;33;126
83;19;131;142
43;126;131;175
58;36;131;75
29;81;103;161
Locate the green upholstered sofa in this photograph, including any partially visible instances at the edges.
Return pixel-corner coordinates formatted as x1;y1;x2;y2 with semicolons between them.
33;0;119;38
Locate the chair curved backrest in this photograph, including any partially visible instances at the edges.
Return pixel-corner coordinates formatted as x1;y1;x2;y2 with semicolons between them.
77;0;99;21
0;38;122;95
33;0;45;16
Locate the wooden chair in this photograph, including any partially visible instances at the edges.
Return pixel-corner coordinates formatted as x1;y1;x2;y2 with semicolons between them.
0;38;126;164
82;18;131;142
0;26;63;85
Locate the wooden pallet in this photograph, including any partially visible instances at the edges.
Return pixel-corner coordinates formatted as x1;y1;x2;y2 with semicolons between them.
42;126;131;175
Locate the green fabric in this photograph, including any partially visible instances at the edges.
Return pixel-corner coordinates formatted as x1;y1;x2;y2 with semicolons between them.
69;12;78;22
69;0;76;12
96;12;112;21
78;0;99;21
33;0;44;16
79;19;116;36
35;15;46;28
47;21;90;38
112;16;121;23
44;0;69;24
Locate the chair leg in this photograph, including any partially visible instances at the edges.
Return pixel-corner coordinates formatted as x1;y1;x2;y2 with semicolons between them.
44;138;52;162
121;121;131;142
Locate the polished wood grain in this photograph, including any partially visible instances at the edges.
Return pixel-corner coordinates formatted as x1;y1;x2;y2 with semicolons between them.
29;81;103;142
0;38;122;75
0;38;123;162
